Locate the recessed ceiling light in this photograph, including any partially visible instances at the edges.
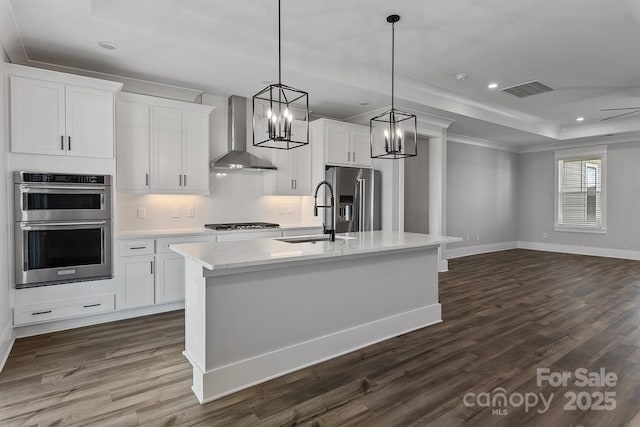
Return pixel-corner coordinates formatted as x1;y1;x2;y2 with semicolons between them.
359;101;370;106
455;73;468;81
98;41;117;50
576;117;585;122
487;82;499;90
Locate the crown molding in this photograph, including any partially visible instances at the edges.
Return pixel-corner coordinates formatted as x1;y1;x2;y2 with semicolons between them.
447;133;519;153
519;132;640;153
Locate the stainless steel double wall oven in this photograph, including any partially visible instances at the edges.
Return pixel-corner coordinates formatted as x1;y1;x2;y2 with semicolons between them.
14;172;113;288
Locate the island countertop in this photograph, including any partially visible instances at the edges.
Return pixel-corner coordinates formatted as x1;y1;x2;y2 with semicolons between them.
170;230;461;272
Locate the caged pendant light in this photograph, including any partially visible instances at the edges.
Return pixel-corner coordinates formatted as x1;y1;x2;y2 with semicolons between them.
252;0;309;150
370;15;417;159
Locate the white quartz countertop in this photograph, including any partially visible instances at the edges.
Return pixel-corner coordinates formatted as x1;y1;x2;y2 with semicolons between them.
116;224;323;239
170;231;462;271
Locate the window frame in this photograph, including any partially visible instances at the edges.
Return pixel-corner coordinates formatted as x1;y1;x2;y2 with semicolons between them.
554;145;607;234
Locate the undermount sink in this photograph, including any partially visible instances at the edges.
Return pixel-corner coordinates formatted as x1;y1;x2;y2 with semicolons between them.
277;235;355;244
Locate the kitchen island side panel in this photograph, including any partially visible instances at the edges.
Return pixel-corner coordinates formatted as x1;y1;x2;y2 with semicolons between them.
186;246;440;402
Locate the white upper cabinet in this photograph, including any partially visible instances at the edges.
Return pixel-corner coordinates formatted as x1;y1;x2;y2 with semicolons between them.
7;64;122;158
116;100;150;191
349;126;373;168
10;77;66;156
65;85;114;158
265;121;312;195
324;121;350;165
312;118;373;169
181;111;210;193
153;106;184;192
116;92;213;194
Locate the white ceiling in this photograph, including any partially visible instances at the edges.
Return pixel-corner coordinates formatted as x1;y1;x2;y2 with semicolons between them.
3;0;640;146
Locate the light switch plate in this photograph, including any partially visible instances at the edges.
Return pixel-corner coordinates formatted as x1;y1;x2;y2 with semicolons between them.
137;208;146;219
287;206;295;215
187;207;195;217
171;207;180;218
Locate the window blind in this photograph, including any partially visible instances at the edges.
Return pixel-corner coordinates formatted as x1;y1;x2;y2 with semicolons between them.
557;158;602;227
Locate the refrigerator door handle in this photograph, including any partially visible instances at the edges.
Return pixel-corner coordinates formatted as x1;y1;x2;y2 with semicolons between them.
357;178;365;232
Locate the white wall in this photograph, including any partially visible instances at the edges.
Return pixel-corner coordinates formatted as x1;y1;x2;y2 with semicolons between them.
518;141;640;252
0;49;14;370
446;141;519;251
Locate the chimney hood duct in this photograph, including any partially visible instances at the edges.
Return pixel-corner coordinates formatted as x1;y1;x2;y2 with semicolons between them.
211;96;277;171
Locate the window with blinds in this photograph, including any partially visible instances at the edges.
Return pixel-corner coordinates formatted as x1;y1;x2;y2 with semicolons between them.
554;146;607;232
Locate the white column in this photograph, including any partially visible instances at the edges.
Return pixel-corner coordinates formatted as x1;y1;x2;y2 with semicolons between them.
429;131;448;272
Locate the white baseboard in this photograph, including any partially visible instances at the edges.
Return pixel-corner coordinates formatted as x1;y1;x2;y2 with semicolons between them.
0;322;15;372
446;241;519;259
13;301;184;338
192;303;442;404
517;241;640;261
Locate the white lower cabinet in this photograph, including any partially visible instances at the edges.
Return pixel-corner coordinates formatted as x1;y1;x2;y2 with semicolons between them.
118;255;155;309
155;253;185;304
14;294;115;326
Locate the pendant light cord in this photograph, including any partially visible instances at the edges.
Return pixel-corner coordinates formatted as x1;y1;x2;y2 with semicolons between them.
391;21;395;111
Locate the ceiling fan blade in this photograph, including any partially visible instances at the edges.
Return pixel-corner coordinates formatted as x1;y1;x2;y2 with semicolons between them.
600;107;640;111
600;110;640;121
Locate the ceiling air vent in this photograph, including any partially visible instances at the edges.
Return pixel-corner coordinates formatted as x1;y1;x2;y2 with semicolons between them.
500;80;554;98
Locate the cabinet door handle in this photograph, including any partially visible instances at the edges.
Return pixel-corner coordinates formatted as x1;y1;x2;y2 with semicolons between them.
32;310;52;316
347;151;351;162
83;303;101;308
60;135;64;150
68;136;71;151
294;179;297;189
353;152;356;163
145;173;149;186
150;261;154;274
129;246;146;250
179;175;182;186
183;175;187;186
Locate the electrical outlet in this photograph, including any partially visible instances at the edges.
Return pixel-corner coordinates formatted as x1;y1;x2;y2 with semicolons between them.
287;206;295;215
476;234;480;241
466;234;470;241
187;207;195;217
137;208;146;219
171;207;180;218
542;232;548;239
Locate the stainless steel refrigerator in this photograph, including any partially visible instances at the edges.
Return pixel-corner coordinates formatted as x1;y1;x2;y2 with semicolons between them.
324;166;381;233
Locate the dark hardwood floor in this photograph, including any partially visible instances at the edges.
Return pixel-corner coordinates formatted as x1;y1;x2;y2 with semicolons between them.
2;249;640;426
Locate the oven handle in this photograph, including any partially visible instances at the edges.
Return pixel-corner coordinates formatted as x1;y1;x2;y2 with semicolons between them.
20;221;107;230
20;185;107;191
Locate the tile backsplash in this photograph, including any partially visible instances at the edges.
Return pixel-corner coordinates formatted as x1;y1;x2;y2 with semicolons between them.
116;172;320;231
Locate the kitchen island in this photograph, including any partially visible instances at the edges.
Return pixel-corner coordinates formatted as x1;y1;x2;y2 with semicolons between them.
171;231;461;403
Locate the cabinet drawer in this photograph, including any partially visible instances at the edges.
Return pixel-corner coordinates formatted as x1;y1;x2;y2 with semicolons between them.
119;239;155;256
156;235;214;254
14;294;115;326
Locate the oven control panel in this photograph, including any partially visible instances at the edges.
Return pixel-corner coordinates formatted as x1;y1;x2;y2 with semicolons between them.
16;172;109;185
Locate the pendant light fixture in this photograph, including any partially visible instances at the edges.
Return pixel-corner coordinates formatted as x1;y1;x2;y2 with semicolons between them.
370;15;417;159
253;0;309;150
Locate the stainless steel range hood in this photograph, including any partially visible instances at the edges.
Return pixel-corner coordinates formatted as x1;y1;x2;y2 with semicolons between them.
210;96;277;171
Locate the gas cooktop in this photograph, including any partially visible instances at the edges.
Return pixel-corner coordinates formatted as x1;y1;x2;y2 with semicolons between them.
205;222;280;231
